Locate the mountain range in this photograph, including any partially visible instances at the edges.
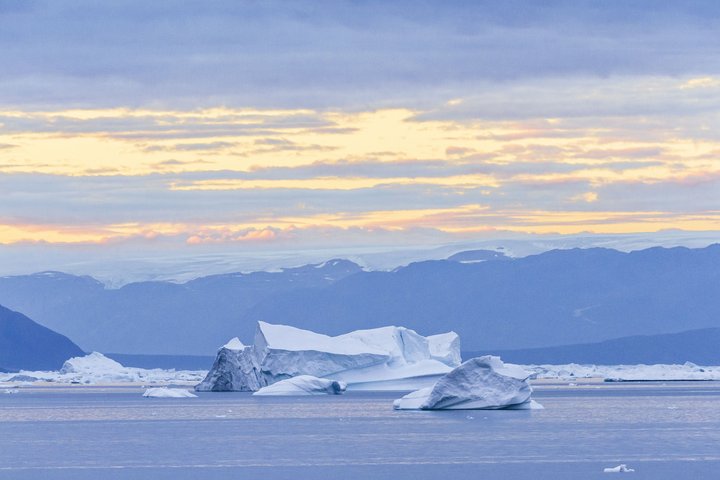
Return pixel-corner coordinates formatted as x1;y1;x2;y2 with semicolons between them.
481;328;720;365
0;245;719;364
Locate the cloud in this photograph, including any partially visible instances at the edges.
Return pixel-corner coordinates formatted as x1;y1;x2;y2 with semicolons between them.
412;76;720;122
2;2;720;259
187;227;280;245
2;2;720;110
142;141;237;153
0;110;336;140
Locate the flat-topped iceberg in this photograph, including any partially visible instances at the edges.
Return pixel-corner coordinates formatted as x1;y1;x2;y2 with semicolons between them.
394;356;541;410
196;322;461;392
253;375;347;396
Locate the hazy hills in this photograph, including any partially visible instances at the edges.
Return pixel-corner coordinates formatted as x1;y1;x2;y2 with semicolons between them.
0;260;361;355
0;246;719;364
482;328;720;365
0;305;84;372
245;245;720;353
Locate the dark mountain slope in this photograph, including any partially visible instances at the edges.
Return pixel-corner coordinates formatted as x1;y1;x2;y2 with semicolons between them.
0;305;84;372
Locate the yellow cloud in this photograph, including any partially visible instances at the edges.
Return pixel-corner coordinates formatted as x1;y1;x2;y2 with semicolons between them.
679;77;720;90
3;206;719;246
2;101;720;246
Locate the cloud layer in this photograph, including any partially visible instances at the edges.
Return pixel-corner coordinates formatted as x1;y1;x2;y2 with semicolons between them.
0;1;718;274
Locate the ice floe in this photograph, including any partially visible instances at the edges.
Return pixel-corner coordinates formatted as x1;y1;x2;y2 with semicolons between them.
253;375;347;396
530;362;720;382
604;464;635;473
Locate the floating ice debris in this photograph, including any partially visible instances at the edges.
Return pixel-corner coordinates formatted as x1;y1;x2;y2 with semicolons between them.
142;387;198;398
0;352;207;385
531;363;720;381
604;464;635;473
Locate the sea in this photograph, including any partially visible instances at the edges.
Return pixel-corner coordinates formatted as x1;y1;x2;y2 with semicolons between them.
1;382;720;479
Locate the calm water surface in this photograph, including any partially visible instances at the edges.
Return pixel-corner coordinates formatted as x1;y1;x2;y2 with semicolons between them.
1;382;720;479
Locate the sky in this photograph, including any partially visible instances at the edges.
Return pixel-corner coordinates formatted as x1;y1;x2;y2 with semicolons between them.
1;1;719;279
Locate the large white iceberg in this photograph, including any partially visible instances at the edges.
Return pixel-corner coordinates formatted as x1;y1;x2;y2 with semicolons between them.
196;322;461;392
394;356;540;410
253;375;347;396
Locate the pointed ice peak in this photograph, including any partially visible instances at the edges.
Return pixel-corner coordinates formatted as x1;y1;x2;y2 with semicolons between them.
222;337;246;351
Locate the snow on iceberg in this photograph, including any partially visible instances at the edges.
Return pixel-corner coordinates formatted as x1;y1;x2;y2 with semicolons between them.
143;387;198;398
196;321;461;392
253;375;347;396
393;356;541;410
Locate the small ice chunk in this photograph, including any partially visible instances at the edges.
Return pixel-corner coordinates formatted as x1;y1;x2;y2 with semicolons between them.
604;464;635;473
142;387;198;398
253;375;347;396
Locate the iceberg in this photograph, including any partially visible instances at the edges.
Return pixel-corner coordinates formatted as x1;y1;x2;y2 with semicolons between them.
394;356;540;410
253;375;347;396
143;387;198;398
196;321;461;392
0;352;207;385
60;351;124;375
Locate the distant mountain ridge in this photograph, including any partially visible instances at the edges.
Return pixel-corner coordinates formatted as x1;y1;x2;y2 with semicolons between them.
472;328;720;365
244;245;720;352
0;305;84;372
0;246;719;361
0;259;362;355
